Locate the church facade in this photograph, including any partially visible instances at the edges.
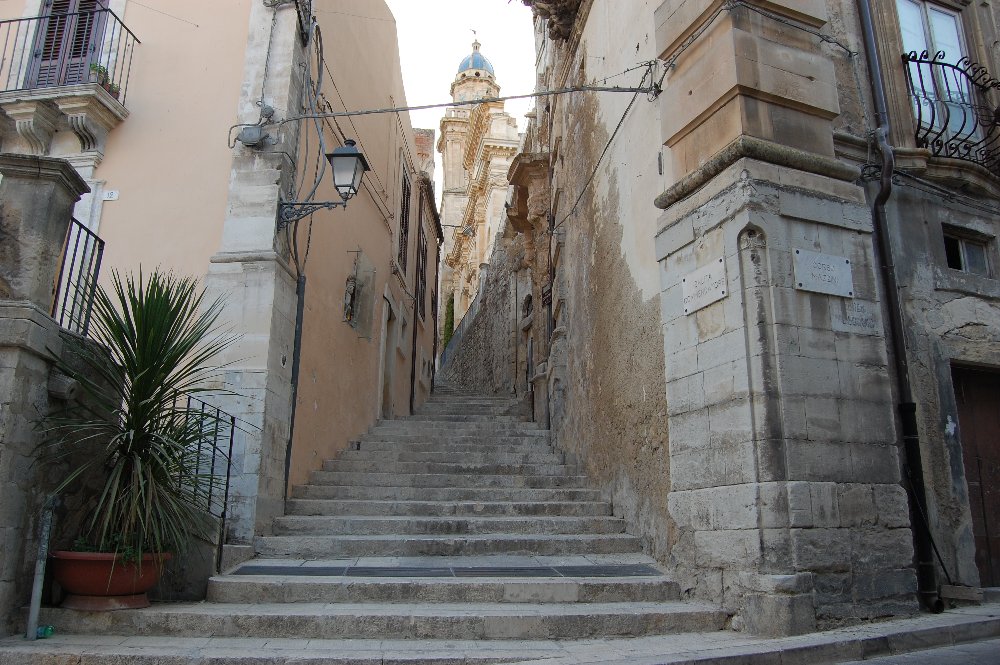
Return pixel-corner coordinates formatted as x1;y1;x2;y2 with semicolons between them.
437;42;520;337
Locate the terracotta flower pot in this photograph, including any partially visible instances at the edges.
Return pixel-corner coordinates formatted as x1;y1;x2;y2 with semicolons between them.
50;551;171;610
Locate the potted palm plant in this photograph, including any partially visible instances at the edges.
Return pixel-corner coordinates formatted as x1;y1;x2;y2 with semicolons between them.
43;270;237;610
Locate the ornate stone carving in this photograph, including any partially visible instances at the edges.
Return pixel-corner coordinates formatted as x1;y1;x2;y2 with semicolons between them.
2;101;60;155
522;0;583;41
507;152;551;234
55;93;126;154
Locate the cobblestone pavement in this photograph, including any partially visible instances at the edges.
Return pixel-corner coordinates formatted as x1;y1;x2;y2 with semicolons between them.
838;637;1000;664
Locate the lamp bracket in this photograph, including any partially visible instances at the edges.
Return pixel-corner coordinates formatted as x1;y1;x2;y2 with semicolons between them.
277;200;348;229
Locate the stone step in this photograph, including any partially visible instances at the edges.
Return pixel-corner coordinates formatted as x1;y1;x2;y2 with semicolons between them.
307;471;590;489
334;449;564;465
355;435;551;449
284;499;612;517
291;484;603;502
207;575;679;604
372;422;544;433
0;638;563;665
322;460;573;476
271;515;627;536
417;404;522;414
253;533;644;557
401;414;531;424
349;442;554;457
37;601;726;640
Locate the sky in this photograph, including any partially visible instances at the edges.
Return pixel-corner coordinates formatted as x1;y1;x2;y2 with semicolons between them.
382;0;538;198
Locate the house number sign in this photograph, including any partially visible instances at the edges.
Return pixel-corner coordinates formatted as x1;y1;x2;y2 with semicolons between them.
793;248;854;298
681;257;727;315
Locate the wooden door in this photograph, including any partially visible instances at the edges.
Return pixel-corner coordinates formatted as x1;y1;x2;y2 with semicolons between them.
953;366;1000;587
30;0;106;88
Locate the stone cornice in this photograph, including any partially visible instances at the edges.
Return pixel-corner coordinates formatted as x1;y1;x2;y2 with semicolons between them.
0;153;90;198
654;135;859;209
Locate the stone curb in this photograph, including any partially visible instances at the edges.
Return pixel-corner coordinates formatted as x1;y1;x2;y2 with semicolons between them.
0;607;996;665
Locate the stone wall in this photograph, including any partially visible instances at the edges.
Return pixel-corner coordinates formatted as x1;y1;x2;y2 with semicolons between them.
438;234;518;395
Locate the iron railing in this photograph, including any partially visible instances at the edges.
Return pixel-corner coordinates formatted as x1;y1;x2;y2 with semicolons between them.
175;395;239;572
52;218;104;337
901;50;1000;176
0;8;139;104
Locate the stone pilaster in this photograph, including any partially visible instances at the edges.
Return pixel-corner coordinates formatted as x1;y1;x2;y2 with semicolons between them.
0;154;88;635
202;2;304;544
0;154;90;305
653;0;916;633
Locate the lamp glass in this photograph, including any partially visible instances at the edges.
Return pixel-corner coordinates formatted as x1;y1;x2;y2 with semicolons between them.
327;139;370;201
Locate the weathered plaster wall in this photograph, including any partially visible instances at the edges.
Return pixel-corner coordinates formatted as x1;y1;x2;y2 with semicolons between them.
821;0;1000;591
881;184;1000;588
543;0;674;563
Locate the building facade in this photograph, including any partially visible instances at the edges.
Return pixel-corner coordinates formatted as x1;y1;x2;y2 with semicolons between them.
440;0;1000;634
437;41;520;334
0;0;440;632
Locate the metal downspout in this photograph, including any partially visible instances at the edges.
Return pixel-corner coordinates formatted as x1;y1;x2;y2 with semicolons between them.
283;273;307;499
856;0;943;612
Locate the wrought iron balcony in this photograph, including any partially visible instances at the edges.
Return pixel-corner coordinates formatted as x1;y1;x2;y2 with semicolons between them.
0;8;139;105
901;50;1000;177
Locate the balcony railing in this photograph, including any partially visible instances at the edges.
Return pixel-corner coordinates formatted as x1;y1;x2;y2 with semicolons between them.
901;50;1000;177
52;218;104;337
0;8;139;104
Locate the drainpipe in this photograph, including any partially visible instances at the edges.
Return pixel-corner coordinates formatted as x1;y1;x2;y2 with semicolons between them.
432;241;441;391
283;273;307;499
409;274;419;414
857;0;943;612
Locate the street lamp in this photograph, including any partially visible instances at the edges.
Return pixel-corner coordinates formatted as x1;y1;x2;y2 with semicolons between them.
277;139;370;229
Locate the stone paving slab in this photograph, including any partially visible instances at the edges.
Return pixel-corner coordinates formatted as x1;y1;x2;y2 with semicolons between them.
1;605;998;664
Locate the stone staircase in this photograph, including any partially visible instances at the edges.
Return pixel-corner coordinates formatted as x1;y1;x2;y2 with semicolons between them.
6;386;727;664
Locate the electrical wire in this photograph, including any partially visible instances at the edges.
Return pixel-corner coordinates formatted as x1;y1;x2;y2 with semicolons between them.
227;84;658;146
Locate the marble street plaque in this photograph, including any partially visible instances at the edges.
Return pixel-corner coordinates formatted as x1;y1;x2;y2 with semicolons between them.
793;248;854;298
832;299;881;336
682;257;727;315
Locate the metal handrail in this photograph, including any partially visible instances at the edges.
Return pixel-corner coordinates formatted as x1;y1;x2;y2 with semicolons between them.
51;218;104;337
0;8;140;105
901;50;1000;176
174;394;243;572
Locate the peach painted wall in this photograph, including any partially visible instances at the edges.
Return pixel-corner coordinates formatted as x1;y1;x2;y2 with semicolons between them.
285;0;440;490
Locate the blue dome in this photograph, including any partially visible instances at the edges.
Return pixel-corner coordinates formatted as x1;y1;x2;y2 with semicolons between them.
457;41;494;75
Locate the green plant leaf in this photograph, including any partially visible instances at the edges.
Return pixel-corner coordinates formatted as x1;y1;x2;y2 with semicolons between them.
42;269;240;560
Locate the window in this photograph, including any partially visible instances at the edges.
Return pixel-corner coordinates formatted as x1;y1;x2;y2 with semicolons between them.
897;0;973;138
397;163;411;270
897;0;963;61
943;226;991;276
416;226;428;320
32;0;107;88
